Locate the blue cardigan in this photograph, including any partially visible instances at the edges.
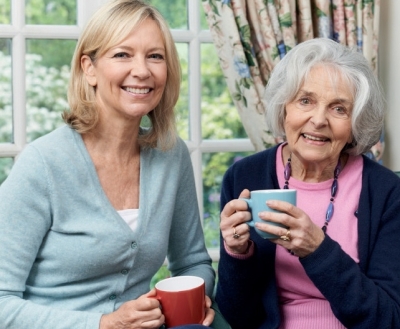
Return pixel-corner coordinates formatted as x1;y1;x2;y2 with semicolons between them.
0;126;215;329
216;145;400;329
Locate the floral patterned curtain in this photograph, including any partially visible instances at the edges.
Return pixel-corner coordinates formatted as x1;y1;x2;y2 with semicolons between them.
202;0;383;162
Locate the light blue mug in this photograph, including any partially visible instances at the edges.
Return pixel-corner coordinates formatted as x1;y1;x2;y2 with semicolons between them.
240;189;297;239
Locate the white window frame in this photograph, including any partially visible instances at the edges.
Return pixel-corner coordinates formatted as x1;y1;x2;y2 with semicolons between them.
0;0;255;261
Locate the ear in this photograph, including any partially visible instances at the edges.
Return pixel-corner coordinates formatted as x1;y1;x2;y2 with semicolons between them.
81;55;97;86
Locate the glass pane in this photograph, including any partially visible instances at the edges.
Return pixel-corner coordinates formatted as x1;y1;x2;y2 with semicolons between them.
26;39;76;142
0;39;12;143
150;0;187;29
0;157;13;185
200;1;209;30
0;0;11;24
201;43;247;139
175;43;189;140
202;151;254;249
25;0;77;25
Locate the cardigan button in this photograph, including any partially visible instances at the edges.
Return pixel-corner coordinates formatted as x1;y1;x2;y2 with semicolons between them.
131;241;138;249
121;269;129;275
109;294;116;300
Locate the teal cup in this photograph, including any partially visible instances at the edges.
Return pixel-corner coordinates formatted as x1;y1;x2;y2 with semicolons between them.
241;189;297;239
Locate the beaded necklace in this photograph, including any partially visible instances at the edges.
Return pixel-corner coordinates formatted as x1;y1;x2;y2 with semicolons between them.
283;154;342;233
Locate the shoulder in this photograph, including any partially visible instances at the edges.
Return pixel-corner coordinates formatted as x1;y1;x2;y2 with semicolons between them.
30;125;74;145
13;126;83;179
141;137;192;178
220;145;280;203
362;156;400;187
359;156;400;211
226;144;278;177
25;125;76;156
144;136;189;161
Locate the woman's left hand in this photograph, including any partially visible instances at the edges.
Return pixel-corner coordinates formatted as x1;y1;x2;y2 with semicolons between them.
202;295;215;326
256;199;325;258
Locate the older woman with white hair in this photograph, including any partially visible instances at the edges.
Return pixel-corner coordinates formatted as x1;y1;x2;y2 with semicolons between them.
216;38;400;328
0;1;215;329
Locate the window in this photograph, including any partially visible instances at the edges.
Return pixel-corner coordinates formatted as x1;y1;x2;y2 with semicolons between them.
0;0;255;263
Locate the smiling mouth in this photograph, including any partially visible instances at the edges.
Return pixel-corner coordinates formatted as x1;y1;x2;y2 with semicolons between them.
123;87;151;94
302;133;329;142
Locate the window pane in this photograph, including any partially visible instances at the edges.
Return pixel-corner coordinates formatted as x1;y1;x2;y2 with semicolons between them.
202;151;254;249
0;157;13;184
26;39;76;142
25;0;77;25
26;39;76;70
150;0;187;29
200;1;209;30
175;43;189;140
0;39;12;143
201;43;247;139
0;0;11;24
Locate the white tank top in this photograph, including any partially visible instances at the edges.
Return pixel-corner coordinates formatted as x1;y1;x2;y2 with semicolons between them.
117;208;139;231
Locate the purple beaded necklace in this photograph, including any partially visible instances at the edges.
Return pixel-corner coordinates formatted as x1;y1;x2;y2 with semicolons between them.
283;154;342;233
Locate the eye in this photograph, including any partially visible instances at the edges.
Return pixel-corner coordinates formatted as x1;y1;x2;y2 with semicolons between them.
332;105;349;118
334;106;345;113
148;53;165;60
299;97;311;105
328;103;351;119
113;52;130;59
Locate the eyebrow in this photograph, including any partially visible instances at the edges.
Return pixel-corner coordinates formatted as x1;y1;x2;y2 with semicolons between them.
112;45;166;53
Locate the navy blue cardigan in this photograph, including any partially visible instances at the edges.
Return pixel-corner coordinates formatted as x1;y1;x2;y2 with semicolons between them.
216;145;400;329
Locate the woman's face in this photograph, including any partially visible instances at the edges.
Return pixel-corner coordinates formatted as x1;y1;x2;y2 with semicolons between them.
81;18;167;125
284;65;354;166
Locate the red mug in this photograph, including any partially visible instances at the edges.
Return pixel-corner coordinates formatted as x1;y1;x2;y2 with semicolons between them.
154;276;206;328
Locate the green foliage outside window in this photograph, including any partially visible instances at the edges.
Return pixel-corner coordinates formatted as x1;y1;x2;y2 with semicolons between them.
25;0;77;25
0;0;10;24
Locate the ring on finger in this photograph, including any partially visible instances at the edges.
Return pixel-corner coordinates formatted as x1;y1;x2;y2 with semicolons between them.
232;227;241;239
280;229;291;242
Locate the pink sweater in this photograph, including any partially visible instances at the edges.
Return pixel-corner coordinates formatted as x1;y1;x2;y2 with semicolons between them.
275;145;362;328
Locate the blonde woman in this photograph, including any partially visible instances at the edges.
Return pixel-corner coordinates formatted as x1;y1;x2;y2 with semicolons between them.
0;1;215;328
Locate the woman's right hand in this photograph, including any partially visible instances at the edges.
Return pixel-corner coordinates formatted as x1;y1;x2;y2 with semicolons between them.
220;189;252;254
99;289;164;329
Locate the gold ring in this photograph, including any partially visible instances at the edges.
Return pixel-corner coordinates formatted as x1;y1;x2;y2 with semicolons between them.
233;227;241;239
280;229;291;242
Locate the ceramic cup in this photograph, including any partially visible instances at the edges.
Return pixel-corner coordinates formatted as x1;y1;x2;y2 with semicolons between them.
241;189;297;239
154;275;205;328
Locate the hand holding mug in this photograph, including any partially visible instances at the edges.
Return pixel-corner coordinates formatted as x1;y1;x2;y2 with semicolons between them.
220;189;252;254
221;189;297;255
99;290;164;329
240;189;297;239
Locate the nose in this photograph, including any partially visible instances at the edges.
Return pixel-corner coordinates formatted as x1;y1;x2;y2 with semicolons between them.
310;105;328;127
130;56;151;79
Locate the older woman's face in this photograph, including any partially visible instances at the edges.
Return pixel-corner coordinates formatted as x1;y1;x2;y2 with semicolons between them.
81;18;167;124
284;65;353;166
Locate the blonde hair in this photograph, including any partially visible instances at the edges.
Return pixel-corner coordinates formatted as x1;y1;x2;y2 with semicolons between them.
64;0;181;150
